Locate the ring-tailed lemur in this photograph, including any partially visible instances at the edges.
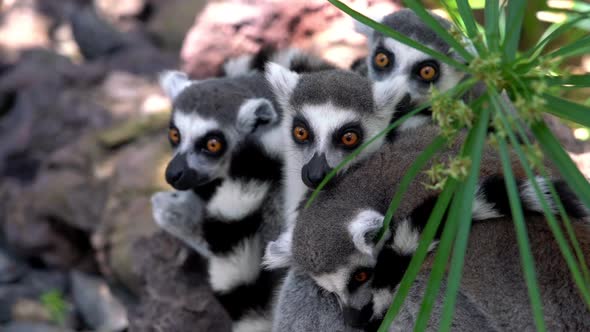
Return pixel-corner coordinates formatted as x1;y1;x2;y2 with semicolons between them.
266;124;589;331
154;70;286;332
356;9;475;132
265;64;407;230
264;10;486;331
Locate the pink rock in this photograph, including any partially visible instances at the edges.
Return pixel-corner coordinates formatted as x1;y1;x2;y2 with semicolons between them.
180;0;401;78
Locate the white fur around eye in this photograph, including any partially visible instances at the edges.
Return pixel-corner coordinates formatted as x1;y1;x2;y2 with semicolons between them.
348;210;385;257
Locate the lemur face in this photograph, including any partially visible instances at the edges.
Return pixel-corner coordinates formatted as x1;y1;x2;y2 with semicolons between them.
160;71;280;191
359;9;467;123
265;207;389;329
166;111;235;189
266;64;406;189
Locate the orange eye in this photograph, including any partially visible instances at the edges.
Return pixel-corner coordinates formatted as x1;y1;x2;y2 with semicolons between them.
293;126;309;142
168;128;180;145
374;52;390;68
419;65;437;81
354;271;369;283
341;131;359;147
206;138;223;154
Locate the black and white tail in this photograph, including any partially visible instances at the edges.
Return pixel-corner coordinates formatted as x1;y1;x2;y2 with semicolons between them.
369;175;588;325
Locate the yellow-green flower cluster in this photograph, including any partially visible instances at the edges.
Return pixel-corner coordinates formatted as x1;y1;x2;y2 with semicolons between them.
424;156;472;190
431;86;474;138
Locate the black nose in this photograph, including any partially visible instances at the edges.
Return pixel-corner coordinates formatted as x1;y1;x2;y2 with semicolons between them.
342;303;373;329
165;154;199;190
301;153;332;189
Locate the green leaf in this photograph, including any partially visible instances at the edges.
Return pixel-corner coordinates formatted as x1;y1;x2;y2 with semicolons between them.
484;0;500;52
497;138;547;332
377;179;458;332
327;0;468;71
540;74;590;87
547;34;590;59
377;136;448;240
543;94;590;128
492;95;590;307
524;15;589;61
403;0;474;61
413;109;490;331
438;104;492;332
448;0;486;56
496;92;590;284
502;0;526;61
532;122;590;221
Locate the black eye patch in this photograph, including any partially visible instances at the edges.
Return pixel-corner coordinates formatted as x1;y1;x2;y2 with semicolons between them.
333;122;363;150
347;267;374;293
196;130;227;157
412;60;440;83
372;46;394;73
292;115;314;145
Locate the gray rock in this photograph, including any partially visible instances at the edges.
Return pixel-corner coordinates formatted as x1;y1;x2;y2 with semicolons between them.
0;251;25;284
70;271;128;332
70;6;129;60
0;269;68;323
0;322;74;332
128;233;232;332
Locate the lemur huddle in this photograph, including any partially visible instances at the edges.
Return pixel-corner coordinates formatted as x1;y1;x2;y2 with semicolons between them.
151;9;590;332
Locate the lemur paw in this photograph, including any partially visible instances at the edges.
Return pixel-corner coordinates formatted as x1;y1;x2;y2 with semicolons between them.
151;190;211;257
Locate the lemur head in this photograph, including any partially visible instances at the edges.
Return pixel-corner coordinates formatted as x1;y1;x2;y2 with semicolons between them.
265;201;391;329
357;9;468;115
265;63;406;189
159;71;281;191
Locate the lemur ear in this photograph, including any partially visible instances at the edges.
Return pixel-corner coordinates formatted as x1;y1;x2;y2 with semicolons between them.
373;76;406;115
236;98;278;134
159;70;195;100
265;62;299;111
353;15;384;37
348;210;386;257
263;227;293;269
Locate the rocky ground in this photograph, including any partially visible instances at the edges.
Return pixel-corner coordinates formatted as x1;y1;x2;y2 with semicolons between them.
0;0;588;331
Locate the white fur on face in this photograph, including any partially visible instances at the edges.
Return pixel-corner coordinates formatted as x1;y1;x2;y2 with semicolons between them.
173;112;219;153
349;210;385;257
300;103;360;162
207;179;271;222
372;75;407;112
209;235;262;293
233;313;272;332
372;39;464;103
313;266;350;300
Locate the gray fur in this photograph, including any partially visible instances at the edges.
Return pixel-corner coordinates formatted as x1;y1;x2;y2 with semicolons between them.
282;124;588;330
376;10;454;58
273;270;362;332
174;73;279;126
290;70;375;114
